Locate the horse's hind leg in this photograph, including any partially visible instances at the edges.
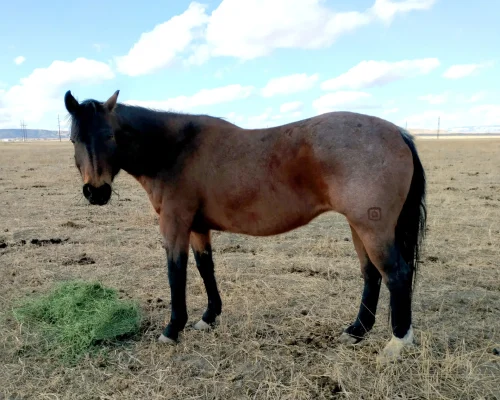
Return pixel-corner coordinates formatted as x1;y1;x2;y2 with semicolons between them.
190;231;222;331
339;225;382;344
354;225;415;362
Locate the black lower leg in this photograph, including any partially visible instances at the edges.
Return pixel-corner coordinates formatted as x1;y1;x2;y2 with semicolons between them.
385;246;413;338
163;251;188;341
193;244;222;325
345;261;382;342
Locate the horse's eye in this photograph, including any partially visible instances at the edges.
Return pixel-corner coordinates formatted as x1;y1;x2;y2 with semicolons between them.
70;139;75;144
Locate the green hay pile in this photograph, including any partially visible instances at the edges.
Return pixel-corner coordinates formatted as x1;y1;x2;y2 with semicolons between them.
13;281;142;363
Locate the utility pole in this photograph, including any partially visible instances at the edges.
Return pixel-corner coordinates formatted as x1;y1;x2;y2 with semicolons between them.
20;120;27;142
437;116;440;139
58;115;62;142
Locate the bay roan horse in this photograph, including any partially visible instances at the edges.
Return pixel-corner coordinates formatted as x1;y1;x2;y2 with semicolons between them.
64;90;426;362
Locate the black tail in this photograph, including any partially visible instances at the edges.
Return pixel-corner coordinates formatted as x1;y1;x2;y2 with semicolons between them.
396;129;427;293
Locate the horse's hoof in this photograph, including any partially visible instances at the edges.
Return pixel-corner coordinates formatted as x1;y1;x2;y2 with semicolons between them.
339;332;360;345
193;319;211;331
158;333;176;345
376;326;414;364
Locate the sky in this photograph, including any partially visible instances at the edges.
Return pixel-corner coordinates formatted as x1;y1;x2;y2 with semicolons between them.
1;0;499;132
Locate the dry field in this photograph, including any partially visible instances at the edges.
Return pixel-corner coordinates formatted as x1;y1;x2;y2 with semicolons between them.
0;139;499;399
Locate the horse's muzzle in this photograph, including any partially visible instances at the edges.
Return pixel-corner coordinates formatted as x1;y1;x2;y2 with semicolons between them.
83;183;112;206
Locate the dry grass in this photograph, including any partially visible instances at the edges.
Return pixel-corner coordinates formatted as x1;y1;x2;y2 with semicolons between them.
0;139;499;399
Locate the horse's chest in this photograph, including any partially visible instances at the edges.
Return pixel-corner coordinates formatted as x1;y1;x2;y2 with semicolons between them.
134;176;165;214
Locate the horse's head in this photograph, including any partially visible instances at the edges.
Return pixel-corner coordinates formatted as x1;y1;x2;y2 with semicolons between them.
64;90;121;205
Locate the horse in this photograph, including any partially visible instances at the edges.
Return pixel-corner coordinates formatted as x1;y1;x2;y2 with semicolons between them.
64;89;426;362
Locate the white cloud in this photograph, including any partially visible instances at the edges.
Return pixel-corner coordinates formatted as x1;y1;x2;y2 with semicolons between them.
14;56;26;65
116;0;437;74
312;91;374;114
203;0;371;60
419;91;487;105
246;107;275;126
403;108;494;129
442;62;493;79
468;104;500;126
0;57;114;128
321;58;440;91
280;101;303;113
383;107;399;115
402;104;500;130
418;92;449;105
401;110;458;129
124;84;255;111
185;44;211;66
200;0;436;61
370;0;436;23
115;2;209;76
261;73;318;98
225;111;246;125
461;91;486;103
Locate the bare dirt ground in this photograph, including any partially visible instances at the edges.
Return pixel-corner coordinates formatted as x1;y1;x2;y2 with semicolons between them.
0;139;499;399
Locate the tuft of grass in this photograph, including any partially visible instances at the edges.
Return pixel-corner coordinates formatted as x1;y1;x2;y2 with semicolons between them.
12;280;142;363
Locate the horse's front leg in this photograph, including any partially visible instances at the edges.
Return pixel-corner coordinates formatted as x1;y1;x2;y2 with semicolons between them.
158;214;191;344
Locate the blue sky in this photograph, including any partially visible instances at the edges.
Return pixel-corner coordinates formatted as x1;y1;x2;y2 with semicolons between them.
1;0;499;131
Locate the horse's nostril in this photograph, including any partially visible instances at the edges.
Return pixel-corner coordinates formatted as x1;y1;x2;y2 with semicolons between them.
83;183;92;198
101;183;111;198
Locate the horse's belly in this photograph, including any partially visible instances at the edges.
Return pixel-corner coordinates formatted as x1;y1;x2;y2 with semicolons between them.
228;208;328;236
205;193;330;236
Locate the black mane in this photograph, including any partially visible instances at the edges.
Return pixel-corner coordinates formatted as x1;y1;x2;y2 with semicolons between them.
111;103;235;179
114;103;181;137
113;102;234;133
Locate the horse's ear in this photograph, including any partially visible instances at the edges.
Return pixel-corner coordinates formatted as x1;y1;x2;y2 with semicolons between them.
104;90;120;112
64;90;79;115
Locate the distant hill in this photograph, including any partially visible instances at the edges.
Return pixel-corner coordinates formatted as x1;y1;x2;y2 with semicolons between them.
0;129;69;140
1;124;500;141
447;125;500;133
409;126;500;135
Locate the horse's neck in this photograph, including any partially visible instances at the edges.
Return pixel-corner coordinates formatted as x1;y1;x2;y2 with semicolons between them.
114;110;182;179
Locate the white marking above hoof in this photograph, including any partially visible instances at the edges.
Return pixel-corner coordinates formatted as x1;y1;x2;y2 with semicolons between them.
377;326;414;364
193;319;211;331
158;333;176;345
339;332;359;345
